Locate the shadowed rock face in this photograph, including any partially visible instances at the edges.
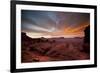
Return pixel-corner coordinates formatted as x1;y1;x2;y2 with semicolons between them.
83;26;90;54
84;26;90;43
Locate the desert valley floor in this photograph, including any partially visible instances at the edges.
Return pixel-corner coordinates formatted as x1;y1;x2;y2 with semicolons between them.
21;32;90;63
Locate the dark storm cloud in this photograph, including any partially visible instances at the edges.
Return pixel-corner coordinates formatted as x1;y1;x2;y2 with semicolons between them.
21;10;59;33
21;10;90;33
55;12;90;28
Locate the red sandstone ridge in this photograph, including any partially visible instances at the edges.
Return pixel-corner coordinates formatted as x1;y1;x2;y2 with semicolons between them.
21;32;90;63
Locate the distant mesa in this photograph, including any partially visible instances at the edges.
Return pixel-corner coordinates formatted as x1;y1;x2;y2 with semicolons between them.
59;37;65;39
41;37;45;39
21;32;49;42
21;32;33;41
74;37;83;39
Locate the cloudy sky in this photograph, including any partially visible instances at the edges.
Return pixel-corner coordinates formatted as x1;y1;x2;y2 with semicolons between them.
21;10;90;38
